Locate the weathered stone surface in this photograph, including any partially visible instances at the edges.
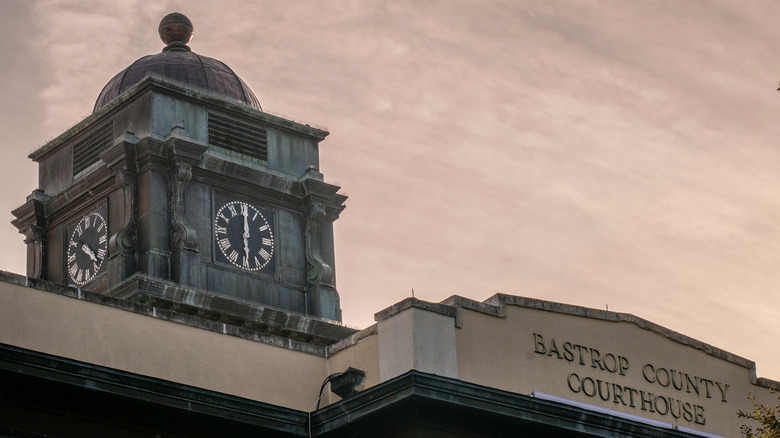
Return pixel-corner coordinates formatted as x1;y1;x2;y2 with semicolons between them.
108;273;356;345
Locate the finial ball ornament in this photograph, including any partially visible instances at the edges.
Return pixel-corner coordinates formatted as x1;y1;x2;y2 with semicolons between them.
158;13;194;45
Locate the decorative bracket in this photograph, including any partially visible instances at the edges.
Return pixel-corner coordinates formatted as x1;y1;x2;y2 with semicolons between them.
301;176;347;320
305;202;335;288
102;133;139;286
11;190;49;280
165;131;208;287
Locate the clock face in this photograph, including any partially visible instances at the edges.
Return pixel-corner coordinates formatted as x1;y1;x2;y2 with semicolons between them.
66;207;108;286
214;200;275;272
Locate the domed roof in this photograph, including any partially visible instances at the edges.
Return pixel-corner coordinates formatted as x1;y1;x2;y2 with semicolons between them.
93;13;261;112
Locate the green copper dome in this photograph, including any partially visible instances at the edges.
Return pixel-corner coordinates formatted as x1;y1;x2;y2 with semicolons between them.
93;13;261;112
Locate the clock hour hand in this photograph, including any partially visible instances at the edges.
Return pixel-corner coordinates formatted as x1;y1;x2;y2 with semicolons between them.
81;243;98;262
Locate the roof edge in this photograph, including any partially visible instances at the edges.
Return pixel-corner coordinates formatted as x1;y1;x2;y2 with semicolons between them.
434;293;777;387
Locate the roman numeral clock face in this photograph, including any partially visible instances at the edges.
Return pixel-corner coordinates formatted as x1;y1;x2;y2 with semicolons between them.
214;200;275;273
66;207;108;286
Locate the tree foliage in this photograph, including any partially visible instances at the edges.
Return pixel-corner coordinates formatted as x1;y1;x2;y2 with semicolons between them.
739;390;780;438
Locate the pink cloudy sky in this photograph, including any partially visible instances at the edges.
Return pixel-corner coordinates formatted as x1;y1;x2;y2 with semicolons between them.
1;1;779;380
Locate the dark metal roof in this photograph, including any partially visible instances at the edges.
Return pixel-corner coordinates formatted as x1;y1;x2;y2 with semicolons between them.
93;49;261;112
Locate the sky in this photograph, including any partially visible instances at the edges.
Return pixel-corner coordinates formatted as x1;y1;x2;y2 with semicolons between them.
1;1;779;380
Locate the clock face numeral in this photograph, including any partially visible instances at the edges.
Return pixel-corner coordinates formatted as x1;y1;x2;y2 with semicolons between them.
66;209;108;286
214;200;275;272
259;248;271;261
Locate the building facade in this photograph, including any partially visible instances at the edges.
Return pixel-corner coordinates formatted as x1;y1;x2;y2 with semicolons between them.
2;13;776;438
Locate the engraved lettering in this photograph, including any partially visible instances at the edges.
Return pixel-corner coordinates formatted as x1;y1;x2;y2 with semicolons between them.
694;405;706;425
640;391;655;412
581;377;596;397
602;353;617;373
547;339;562;359
597;379;611;401
682;402;694;422
669;398;682;419
715;381;730;402
619;356;629;376
643;364;656;383
613;383;626;406
656;367;670;387
562;342;575;362
533;333;546;354
685;374;700;396
590;348;605;371
567;373;580;393
655;395;669;415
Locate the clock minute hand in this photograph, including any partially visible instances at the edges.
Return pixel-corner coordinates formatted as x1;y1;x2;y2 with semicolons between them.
242;204;250;241
241;204;251;260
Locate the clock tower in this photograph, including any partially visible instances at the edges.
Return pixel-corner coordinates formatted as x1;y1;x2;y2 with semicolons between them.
11;13;347;323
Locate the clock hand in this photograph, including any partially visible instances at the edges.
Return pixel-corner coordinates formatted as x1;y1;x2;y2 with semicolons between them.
241;204;251;265
242;204;250;243
81;243;98;262
242;204;250;239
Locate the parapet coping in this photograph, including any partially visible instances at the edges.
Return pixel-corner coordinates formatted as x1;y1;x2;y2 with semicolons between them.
374;294;779;389
0;271;349;358
327;324;378;356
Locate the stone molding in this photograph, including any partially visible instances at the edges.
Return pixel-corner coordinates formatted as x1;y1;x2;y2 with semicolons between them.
0;270;353;356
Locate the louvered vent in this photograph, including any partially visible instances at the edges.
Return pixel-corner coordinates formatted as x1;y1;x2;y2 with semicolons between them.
208;113;268;161
73;122;113;176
